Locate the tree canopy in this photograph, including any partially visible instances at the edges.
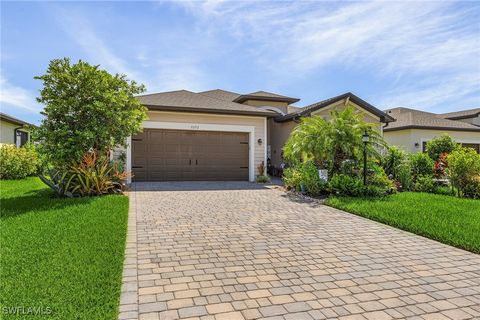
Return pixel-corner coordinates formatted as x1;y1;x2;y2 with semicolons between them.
426;134;459;161
283;106;385;173
34;58;147;167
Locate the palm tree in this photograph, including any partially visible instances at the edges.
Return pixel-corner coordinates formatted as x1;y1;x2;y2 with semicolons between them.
283;106;385;174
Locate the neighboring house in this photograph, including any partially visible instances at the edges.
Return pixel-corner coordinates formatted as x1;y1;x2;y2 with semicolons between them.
383;108;480;153
440;108;480;127
127;90;393;182
0;113;31;147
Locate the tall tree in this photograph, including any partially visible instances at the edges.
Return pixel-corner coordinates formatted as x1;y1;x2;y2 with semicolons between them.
34;58;147;167
283;106;385;173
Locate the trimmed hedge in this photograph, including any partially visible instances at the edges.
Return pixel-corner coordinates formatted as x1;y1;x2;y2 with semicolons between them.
0;144;40;179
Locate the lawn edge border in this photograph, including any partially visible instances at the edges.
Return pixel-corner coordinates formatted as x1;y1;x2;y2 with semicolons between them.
118;187;139;320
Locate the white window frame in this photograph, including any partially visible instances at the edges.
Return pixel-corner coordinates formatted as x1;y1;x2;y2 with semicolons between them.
126;121;256;183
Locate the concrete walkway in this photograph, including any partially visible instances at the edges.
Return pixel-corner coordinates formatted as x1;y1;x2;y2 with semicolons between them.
119;182;480;320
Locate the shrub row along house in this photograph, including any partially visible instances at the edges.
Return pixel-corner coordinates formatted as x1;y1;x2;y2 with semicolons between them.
124;90;479;183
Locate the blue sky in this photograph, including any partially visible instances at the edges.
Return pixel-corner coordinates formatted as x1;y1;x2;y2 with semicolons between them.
1;1;479;124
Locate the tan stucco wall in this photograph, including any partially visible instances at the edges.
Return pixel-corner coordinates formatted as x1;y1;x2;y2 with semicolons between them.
311;101;381;127
268;119;298;167
384;129;480;153
1;120;17;144
145;111;266;177
242;100;289;114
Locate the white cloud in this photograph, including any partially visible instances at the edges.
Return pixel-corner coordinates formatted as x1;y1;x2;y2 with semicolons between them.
52;6;211;93
174;1;480;110
53;11;150;87
0;76;39;113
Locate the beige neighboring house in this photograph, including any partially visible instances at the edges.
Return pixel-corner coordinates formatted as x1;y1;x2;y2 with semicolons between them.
383;108;480;153
0;113;31;147
126;90;393;183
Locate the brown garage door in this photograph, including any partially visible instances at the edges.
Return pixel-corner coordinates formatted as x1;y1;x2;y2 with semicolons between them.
132;129;249;181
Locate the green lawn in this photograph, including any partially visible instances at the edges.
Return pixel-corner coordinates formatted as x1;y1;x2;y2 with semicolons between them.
0;177;129;319
326;192;480;253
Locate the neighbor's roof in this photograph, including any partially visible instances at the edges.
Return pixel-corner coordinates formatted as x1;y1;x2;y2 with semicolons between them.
0;113;31;126
384;107;480;132
275;92;395;123
439;108;480;120
136;90;276;117
233;90;300;104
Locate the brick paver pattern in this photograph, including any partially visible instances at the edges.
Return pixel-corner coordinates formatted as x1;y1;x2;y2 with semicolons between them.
119;182;480;320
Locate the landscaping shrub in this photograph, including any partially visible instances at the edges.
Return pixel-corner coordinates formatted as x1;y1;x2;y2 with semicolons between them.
301;161;327;195
463;178;480;199
0;144;40;179
39;151;128;197
328;174;364;196
256;175;271;184
433;152;449;178
434;185;455;196
282;161;326;195
327;174;389;197
382;146;406;180
257;161;266;176
339;159;357;176
283;167;303;191
397;162;413;191
413;175;436;193
368;164;396;193
447;148;480;198
426;134;458;161
361;185;388;197
409;152;434;179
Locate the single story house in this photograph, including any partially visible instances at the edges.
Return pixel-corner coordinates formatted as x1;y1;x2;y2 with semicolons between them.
127;90;394;182
0;113;31;147
383;108;480;153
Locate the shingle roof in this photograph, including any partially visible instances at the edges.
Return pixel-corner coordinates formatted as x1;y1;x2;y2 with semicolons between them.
136;90;276;117
275;92;394;123
384;107;480;132
439;108;480;120
0;113;31;126
198;89;241;102
233;91;300;104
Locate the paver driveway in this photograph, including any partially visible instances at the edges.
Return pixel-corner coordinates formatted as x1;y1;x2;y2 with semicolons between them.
119;182;480;320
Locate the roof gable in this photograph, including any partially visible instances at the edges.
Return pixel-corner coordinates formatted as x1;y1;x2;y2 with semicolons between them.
275;92;394;123
198;89;241;102
233;91;299;104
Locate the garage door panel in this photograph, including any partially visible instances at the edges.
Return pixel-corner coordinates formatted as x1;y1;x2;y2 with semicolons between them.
132;170;148;181
132;129;249;181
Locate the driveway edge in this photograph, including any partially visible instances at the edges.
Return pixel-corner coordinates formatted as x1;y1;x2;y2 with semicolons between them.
118;187;139;320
